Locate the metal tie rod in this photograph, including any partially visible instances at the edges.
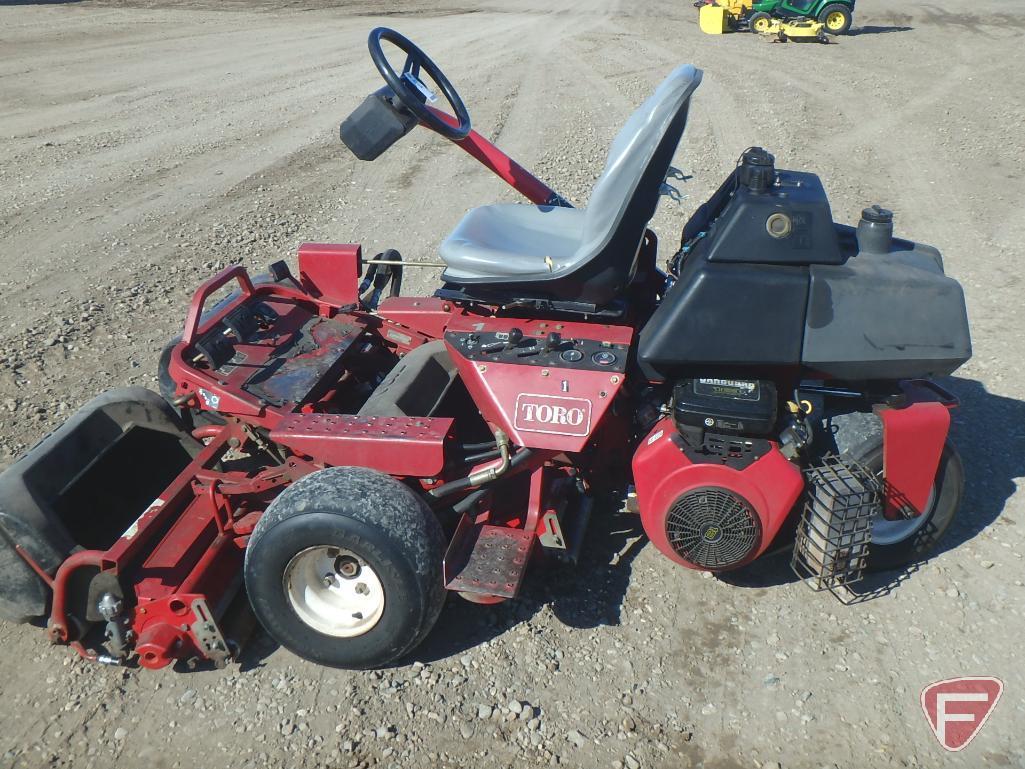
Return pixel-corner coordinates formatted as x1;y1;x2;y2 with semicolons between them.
362;259;447;267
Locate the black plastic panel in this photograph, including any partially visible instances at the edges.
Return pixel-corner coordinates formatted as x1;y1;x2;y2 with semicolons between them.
340;89;418;162
673;378;778;436
637;256;809;380
646;152;971;383
802;246;972;380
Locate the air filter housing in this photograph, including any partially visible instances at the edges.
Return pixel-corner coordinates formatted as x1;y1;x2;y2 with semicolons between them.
665;487;762;569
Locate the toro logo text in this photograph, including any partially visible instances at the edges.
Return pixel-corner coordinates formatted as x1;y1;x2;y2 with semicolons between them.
514;394;592;437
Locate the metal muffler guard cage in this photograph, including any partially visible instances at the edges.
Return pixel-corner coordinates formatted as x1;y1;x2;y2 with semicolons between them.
791;454;881;602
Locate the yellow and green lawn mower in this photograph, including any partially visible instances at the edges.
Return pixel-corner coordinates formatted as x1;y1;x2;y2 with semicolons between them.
696;0;852;37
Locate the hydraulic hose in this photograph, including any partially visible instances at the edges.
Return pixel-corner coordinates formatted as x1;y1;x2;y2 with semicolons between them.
465;430;510;480
452;488;489;516
458;440;498;452
362;249;403;309
429;431;532;500
459;448;502;464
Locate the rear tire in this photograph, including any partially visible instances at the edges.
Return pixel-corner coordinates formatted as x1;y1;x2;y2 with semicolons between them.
244;467;446;669
157;336;224;427
817;3;852;34
828;412;964;571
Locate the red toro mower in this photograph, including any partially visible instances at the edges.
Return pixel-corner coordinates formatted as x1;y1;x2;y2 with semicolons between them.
0;29;971;670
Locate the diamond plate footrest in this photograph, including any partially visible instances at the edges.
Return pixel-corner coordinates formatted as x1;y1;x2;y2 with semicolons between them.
443;519;534;599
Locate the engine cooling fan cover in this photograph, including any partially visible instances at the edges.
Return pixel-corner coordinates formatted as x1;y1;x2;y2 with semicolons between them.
664;486;762;569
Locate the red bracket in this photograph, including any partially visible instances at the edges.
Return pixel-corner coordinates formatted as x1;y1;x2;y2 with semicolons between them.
297;243;361;307
270;413;455;478
879;401;951;518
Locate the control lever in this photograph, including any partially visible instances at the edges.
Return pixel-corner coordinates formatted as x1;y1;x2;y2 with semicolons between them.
480;327;524;355
505;327;524;349
545;332;562;352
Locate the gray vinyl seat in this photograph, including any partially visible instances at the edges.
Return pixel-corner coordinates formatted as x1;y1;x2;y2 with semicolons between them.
440;64;703;307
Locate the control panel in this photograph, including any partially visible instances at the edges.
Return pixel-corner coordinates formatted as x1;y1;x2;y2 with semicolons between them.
445;328;628;373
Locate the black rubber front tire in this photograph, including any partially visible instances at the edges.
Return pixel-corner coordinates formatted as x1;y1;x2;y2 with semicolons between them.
830;412;964;571
244;467;446;669
157;335;190;407
748;11;772;33
817;3;852;34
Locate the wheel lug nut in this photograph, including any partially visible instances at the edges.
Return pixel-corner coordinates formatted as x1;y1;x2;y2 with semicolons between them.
335;555;361;579
354;582;369;595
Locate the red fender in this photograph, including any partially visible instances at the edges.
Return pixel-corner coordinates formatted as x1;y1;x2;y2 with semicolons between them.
879;400;951;518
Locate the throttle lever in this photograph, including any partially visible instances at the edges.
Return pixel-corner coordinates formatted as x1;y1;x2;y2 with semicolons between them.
505;327;524;349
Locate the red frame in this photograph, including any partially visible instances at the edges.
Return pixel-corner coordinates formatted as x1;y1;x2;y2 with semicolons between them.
27;421;316;668
270;413;455;478
444;316;633;453
168;270;361;427
297;242;361;306
26;252;637;665
426;106;563;206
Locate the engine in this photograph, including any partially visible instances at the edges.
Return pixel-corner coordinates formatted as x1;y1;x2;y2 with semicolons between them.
631;379;804;571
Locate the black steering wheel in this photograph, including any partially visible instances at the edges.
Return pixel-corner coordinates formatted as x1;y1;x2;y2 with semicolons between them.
368;27;471;141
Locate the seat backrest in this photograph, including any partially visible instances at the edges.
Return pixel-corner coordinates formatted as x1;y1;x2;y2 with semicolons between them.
580;64;703;264
535;64;701;306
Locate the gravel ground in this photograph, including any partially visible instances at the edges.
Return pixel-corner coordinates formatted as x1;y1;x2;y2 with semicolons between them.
1;1;1024;768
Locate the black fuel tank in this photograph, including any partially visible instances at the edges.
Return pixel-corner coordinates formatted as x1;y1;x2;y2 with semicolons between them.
801;226;972;380
637;255;809;379
638;150;971;382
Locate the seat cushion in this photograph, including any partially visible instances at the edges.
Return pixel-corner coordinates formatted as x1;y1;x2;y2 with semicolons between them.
440;204;586;281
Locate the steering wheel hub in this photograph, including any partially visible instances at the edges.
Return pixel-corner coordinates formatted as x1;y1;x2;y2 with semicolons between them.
368;27;471;141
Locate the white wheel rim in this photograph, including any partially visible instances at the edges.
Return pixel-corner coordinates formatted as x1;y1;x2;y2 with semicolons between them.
284;547;385;637
871;484;936;546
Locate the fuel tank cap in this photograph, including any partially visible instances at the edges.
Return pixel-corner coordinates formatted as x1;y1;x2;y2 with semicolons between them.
739;147;776;193
861;204;893;223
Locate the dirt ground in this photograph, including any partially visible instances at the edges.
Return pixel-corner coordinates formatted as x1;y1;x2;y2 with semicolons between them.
1;0;1024;767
